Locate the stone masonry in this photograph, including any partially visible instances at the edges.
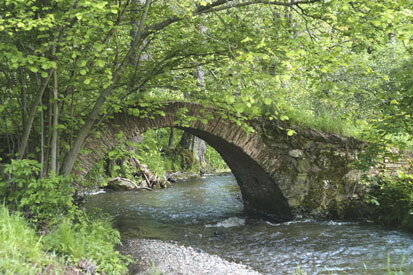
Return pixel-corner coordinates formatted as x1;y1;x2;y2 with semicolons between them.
76;102;410;222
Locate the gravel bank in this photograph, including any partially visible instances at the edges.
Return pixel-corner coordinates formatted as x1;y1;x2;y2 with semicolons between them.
122;239;261;275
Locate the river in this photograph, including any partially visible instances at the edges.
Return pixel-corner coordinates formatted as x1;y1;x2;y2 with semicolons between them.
85;174;413;274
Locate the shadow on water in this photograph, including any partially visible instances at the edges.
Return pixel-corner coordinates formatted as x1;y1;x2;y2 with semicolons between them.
85;174;413;274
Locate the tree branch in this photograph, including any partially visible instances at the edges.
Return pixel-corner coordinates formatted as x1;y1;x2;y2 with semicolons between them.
60;0;153;176
143;0;321;37
198;0;321;14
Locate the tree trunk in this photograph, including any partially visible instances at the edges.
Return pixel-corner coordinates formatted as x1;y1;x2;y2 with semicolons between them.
50;69;59;173
40;97;45;177
17;69;54;159
179;131;206;165
168;127;175;149
18;68;27;127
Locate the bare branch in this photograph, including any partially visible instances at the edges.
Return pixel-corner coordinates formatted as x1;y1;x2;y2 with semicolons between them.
143;0;321;37
198;0;321;14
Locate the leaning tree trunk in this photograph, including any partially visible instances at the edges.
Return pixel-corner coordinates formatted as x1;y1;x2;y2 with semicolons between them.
60;0;152;176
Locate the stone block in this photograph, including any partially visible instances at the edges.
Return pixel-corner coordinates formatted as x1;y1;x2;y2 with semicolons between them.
289;149;303;158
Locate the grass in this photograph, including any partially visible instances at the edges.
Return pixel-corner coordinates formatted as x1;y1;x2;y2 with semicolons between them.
283;104;412;153
285;107;360;137
44;217;130;274
0;205;130;274
0;205;58;274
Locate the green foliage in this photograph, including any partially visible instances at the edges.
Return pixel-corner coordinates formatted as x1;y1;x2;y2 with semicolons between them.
364;172;413;232
205;145;228;171
44;216;130;274
0;205;57;274
175;145;199;172
85;157;108;187
90;128;229;183
135;129;171;177
0;161;130;272
135;128;229;176
106;145;138;179
0;159;41;204
366;57;413;149
0;159;77;224
0;0;411;177
355;56;413;168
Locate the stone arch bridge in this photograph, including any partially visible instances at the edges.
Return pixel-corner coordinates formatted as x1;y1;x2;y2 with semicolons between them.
78;102;367;222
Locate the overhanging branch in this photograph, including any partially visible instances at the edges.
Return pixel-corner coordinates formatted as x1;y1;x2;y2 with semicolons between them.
143;0;321;37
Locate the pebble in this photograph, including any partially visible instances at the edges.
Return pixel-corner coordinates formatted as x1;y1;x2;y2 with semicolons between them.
121;239;262;275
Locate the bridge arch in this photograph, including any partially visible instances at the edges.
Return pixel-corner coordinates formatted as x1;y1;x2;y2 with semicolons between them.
77;102;365;221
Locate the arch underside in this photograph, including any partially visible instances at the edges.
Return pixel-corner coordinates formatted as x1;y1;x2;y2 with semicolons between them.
179;127;293;222
79;117;293;221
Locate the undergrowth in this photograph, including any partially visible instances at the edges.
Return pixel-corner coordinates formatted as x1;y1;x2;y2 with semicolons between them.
364;172;413;232
135;128;227;176
0;205;58;274
0;159;131;274
44;216;130;274
90;128;229;183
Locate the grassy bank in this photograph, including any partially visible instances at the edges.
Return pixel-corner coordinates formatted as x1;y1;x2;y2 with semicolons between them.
0;205;130;274
0;205;58;274
0;160;130;274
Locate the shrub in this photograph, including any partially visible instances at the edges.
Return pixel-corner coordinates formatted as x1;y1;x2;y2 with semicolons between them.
364;172;413;232
0;160;131;273
0;159;77;224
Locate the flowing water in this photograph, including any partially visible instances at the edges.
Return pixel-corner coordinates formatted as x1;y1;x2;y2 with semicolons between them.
86;174;413;274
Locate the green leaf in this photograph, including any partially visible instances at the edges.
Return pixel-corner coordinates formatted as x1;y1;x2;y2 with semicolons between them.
84;79;91;85
226;96;235;104
280;115;289;121
79;60;87;67
287;129;296;136
241;37;252;43
29;67;38;73
96;60;105;68
264;98;272;105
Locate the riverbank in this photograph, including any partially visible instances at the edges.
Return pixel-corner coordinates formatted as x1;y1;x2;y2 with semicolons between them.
121;239;261;275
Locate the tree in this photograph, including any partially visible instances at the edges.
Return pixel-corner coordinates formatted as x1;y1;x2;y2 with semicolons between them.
0;0;411;177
